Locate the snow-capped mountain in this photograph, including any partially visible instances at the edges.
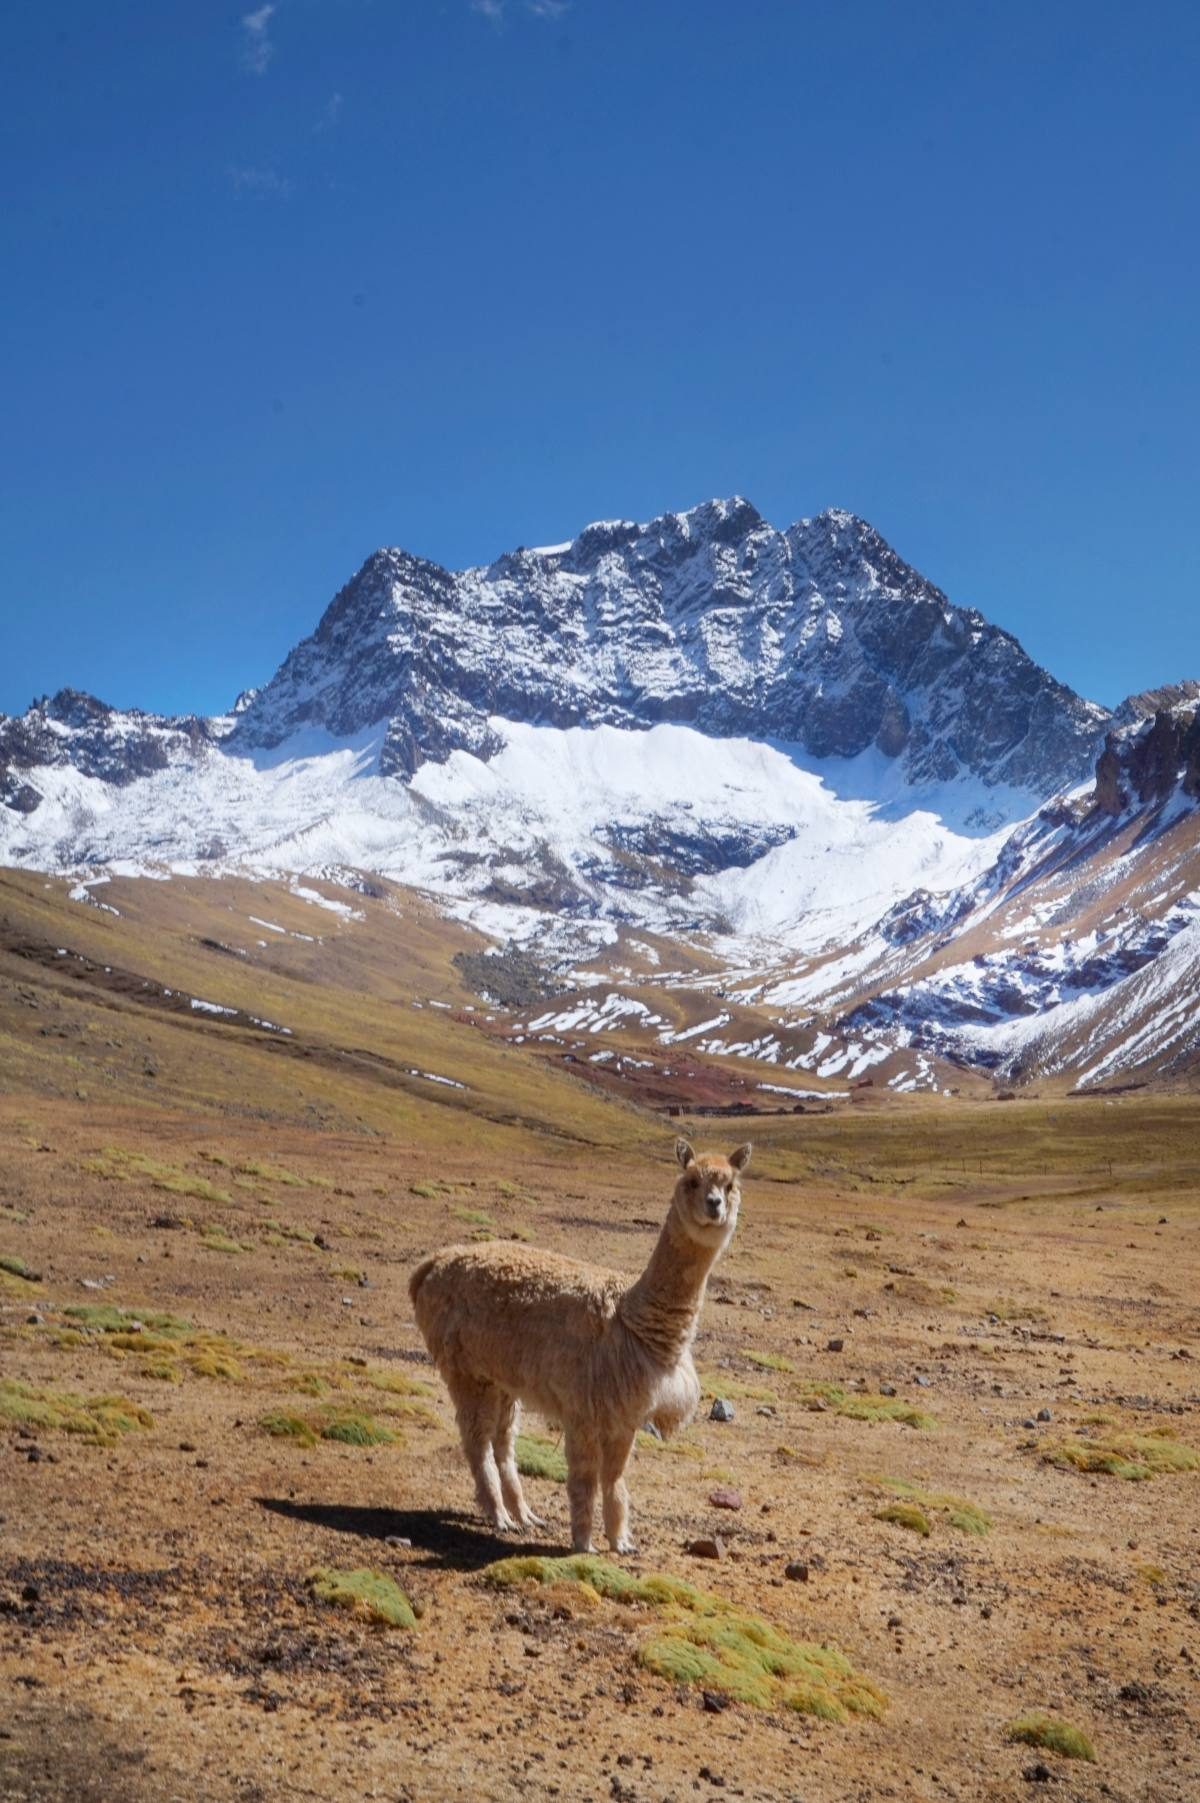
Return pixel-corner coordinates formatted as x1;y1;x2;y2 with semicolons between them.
2;498;1196;1092
228;499;1108;792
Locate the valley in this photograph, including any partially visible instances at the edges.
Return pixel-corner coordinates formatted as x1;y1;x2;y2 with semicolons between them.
1;869;1197;1802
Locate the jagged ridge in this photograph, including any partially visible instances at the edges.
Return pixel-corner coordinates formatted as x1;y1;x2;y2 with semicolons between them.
227;499;1110;789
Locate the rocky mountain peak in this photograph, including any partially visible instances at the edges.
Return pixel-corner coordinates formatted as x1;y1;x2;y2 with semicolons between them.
225;498;1111;792
1;498;1128;820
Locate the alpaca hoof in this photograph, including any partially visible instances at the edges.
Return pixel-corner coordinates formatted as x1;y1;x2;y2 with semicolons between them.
487;1511;518;1534
571;1538;595;1554
521;1510;546;1529
612;1536;637;1555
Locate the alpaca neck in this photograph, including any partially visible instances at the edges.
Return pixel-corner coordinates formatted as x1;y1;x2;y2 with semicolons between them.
618;1205;725;1364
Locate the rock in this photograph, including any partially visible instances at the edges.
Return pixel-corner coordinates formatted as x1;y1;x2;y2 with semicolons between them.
385;1534;413;1549
1118;1680;1153;1704
879;1383;898;1397
1037;1407;1052;1421
755;1404;776;1417
1129;708;1185;802
1184;708;1200;797
785;1561;809;1582
1022;1762;1055;1784
826;1337;845;1352
887;1613;902;1628
700;1693;729;1714
1093;732;1127;814
914;1375;931;1388
708;1487;742;1511
709;1398;735;1422
1023;1418;1037;1429
686;1536;726;1561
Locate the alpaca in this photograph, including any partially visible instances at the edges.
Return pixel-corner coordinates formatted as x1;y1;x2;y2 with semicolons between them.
409;1138;750;1553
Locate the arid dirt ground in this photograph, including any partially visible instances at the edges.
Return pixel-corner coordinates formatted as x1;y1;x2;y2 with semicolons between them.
1;871;1198;1802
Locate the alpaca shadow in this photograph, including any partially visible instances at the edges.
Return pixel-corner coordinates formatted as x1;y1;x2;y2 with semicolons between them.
256;1497;567;1571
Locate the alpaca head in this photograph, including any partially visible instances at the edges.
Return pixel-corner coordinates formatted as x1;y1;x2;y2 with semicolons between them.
672;1138;751;1244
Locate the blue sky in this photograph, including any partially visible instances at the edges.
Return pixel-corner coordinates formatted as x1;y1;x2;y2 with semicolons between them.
2;0;1197;719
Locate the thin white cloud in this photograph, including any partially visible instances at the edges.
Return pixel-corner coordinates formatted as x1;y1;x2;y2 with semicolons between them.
240;4;276;76
228;164;293;198
472;1;570;27
315;90;344;132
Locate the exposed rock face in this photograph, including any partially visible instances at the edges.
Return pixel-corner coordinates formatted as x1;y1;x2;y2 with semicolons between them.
1184;711;1200;799
1090;704;1200;813
0;690;220;814
1114;679;1200;725
1093;734;1127;815
1129;710;1186;803
228;500;1110;792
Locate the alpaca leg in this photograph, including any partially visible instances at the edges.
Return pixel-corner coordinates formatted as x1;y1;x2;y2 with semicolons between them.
443;1368;516;1533
601;1430;637;1554
564;1427;600;1553
494;1396;545;1530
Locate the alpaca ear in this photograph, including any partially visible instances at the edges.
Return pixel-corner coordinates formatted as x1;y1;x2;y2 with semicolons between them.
729;1142;752;1172
675;1138;696;1169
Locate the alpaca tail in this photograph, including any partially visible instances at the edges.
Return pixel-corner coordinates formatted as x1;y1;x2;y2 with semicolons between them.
408;1254;438;1314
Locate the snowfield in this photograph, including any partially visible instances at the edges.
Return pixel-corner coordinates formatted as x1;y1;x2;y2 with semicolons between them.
3;707;1198;1091
0;716;1033;961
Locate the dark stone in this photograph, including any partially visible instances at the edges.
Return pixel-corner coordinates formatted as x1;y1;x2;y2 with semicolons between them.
1093;732;1127;814
1128;709;1184;801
